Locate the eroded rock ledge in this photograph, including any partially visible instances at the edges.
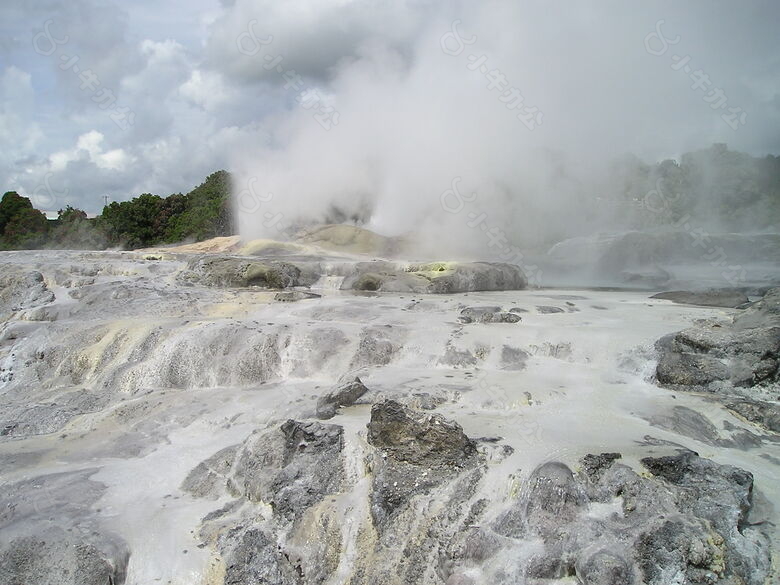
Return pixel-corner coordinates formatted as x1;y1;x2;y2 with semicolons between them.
179;256;528;293
181;402;771;585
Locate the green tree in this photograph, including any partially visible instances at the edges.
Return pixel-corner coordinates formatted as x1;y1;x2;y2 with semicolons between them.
0;192;49;249
98;193;164;248
164;170;233;243
0;191;36;235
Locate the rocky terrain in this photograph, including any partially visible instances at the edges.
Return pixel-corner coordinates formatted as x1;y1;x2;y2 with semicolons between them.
655;287;780;439
0;248;777;585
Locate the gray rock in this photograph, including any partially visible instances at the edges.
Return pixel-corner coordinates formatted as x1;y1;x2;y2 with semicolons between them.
342;261;528;293
635;518;727;585
365;401;482;535
525;462;586;532
181;445;239;498
651;289;750;308
315;377;369;419
495;461;586;539
220;527;300;585
458;306;502;322
350;325;405;368
639;451;769;584
459;306;522;324
726;399;780;433
417;262;527;293
579;452;622;482
487;451;771;585
0;270;55;317
646;406;723;445
575;549;634;585
180;255;309;288
438;343;478;368
655;287;780;393
0;528;129;585
366;400;477;466
230;420;344;522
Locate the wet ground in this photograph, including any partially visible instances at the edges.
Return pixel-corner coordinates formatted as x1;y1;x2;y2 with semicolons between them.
0;250;777;584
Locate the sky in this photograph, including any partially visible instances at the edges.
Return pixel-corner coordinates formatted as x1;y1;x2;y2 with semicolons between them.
1;0;779;224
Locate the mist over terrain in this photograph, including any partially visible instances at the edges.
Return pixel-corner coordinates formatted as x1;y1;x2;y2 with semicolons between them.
3;0;779;261
228;0;780;258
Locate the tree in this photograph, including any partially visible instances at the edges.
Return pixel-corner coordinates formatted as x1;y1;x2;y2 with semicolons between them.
0;191;35;235
58;206;88;223
0;194;49;249
98;193;164;248
164;170;233;243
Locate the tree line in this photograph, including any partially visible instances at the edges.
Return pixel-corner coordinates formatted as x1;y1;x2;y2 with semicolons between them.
0;170;233;250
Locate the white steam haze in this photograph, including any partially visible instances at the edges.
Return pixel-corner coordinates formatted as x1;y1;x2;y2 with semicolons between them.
226;0;780;257
2;0;779;253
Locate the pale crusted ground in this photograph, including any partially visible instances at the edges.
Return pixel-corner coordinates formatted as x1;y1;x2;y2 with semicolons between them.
0;249;777;585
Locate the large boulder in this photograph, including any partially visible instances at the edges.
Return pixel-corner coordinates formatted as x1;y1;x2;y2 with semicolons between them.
0;529;129;585
725;399;780;433
485;451;771;585
459;306;522;324
366;401;480;533
342;261;528;293
366;400;476;466
229;420;344;522
178;255;312;288
315;377;369;419
655;287;780;393
218;527;301;585
409;262;528;293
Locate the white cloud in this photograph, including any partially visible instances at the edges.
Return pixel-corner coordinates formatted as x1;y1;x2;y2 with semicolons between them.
179;69;229;110
48;131;132;172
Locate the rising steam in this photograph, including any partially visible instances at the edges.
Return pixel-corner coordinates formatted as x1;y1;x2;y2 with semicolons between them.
226;0;780;258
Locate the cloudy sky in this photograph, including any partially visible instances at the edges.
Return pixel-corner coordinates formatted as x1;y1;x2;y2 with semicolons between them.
2;0;779;219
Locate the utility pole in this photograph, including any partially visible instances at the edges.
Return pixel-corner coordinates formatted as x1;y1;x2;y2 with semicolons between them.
102;195;109;208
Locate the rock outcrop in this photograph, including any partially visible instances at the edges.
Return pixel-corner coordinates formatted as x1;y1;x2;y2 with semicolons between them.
656;288;780;394
459;306;522;323
315;377;369;419
0;269;55;317
367;400;477;466
343;261;528;293
182;406;772;585
228;420;345;522
0;528;129;585
178;255;313;288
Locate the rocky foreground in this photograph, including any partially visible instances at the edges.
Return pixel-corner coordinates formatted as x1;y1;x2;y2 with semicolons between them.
656;287;780;435
0;249;778;585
